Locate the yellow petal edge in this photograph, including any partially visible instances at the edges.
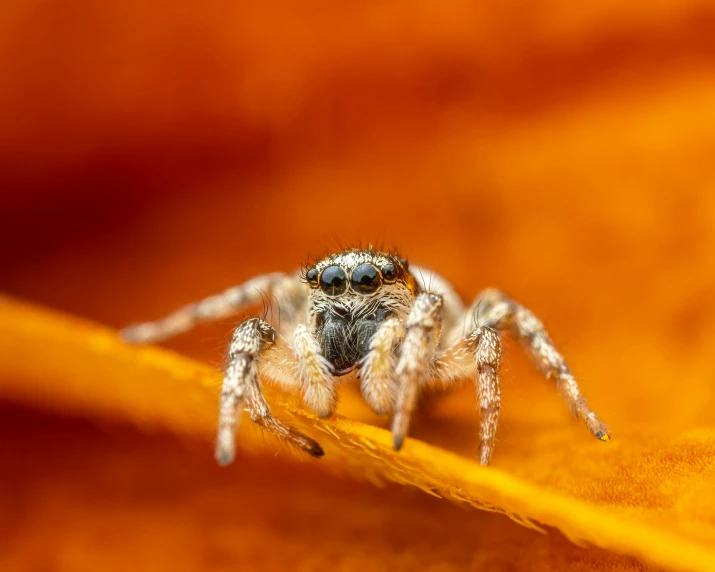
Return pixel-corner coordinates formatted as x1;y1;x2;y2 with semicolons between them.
1;295;714;572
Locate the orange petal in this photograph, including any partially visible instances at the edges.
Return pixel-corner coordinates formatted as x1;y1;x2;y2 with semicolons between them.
2;297;715;571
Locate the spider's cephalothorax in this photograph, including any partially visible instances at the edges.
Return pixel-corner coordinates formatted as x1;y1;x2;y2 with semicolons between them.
304;250;417;375
121;247;610;467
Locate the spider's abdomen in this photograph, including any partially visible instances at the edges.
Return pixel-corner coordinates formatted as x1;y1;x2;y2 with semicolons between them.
316;313;381;376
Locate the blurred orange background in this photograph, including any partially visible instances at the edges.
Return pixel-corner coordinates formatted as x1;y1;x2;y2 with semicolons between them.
2;1;715;570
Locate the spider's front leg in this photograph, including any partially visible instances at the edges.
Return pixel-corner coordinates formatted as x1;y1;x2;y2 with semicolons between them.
391;292;444;449
217;317;323;465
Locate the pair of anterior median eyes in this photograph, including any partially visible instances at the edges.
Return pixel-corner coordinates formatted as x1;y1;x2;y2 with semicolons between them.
306;262;401;297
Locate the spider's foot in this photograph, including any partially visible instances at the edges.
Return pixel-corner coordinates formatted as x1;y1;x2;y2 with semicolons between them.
583;411;611;441
305;439;325;458
215;441;236;466
393;435;405;451
585;413;610;442
595;430;611;442
285;426;325;458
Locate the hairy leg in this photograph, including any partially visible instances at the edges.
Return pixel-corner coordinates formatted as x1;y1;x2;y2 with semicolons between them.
456;288;609;441
391;292;444;450
121;273;305;343
216;317;323;465
358;317;405;415
407;265;465;344
292;324;337;418
433;327;502;465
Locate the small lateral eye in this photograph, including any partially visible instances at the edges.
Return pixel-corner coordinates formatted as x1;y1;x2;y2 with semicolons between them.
398;257;409;269
306;267;319;286
381;263;397;283
351;264;381;294
319;265;347;296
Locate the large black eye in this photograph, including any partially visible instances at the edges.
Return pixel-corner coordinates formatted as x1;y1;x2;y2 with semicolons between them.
306;267;319;287
351;264;381;294
381;263;397;283
319;265;347;296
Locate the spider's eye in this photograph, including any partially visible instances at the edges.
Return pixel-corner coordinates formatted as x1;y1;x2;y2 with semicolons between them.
398;257;409;269
319;265;347;296
381;263;397;283
306;267;319;287
351;264;381;294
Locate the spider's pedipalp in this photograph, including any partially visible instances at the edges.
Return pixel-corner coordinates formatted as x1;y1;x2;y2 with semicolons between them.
292;324;337;418
358;317;404;415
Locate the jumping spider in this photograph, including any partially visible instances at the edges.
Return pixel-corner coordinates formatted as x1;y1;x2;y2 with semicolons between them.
121;248;609;466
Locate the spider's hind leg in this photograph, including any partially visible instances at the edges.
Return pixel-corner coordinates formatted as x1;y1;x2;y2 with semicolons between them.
461;288;610;441
120;272;304;344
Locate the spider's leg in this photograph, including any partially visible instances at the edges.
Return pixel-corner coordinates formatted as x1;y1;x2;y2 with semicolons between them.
358;317;405;415
391;292;444;450
216;317;323;466
120;272;304;344
432;327;502;465
408;264;465;342
292;324;337;418
456;288;610;441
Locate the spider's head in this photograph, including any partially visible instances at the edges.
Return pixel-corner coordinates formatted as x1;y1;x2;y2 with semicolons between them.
304;249;417;300
303;249;418;375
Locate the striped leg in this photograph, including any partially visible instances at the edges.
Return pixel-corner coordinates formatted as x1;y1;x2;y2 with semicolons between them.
216;317;323;466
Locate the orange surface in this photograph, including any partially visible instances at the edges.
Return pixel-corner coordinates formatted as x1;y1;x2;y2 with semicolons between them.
2;0;715;570
0;407;648;572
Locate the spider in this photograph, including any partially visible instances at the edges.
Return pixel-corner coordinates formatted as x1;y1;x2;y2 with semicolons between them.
120;248;609;466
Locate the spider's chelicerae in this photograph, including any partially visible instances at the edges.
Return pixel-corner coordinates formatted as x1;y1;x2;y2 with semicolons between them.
121;248;609;466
